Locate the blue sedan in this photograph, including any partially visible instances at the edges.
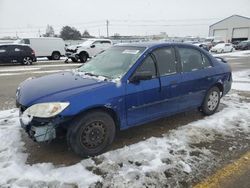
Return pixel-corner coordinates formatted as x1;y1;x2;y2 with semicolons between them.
16;42;232;157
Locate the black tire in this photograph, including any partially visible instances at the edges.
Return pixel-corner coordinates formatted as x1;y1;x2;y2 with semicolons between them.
79;52;88;63
201;86;221;115
67;111;116;157
51;52;61;60
22;56;33;65
47;56;52;60
71;57;78;62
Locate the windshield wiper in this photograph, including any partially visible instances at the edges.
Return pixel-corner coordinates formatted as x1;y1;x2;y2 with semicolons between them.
84;72;97;77
84;72;112;81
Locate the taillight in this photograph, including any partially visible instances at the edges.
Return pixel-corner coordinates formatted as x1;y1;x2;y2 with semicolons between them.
32;50;35;55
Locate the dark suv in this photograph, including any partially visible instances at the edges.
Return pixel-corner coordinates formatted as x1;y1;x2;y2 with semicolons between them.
0;44;36;65
235;40;250;50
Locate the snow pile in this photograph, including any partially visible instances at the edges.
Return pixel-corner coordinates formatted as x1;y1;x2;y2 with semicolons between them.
213;50;250;57
232;70;250;91
0;110;100;187
72;69;107;82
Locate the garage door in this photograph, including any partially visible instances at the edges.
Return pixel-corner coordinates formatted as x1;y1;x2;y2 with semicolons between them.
213;29;227;41
233;27;249;38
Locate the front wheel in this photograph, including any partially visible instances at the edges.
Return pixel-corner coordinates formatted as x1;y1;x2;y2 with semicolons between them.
22;56;33;65
79;52;88;63
67;111;116;157
201;86;220;115
71;57;78;62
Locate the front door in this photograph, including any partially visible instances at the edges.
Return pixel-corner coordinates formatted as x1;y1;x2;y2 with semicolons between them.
151;46;183;115
126;55;161;126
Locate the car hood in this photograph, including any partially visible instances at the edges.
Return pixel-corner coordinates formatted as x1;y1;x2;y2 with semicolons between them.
17;71;110;106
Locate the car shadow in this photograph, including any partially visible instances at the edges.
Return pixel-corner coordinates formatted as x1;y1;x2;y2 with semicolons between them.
23;104;226;166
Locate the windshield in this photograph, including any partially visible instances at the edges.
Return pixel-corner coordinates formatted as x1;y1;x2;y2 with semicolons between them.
79;40;95;46
215;43;225;48
14;39;22;44
78;46;146;79
239;41;247;45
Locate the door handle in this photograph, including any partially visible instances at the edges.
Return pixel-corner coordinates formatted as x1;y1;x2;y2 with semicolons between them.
170;80;177;84
207;77;212;80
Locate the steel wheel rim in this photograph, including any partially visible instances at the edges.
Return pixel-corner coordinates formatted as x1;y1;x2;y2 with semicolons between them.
207;91;219;111
80;121;107;149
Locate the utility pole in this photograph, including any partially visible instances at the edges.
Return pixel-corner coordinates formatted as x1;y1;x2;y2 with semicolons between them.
106;20;109;38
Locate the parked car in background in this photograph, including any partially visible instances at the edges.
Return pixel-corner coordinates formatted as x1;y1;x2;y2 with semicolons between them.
0;44;36;65
235;40;250;50
210;43;234;53
212;40;225;46
16;42;232;157
194;43;209;51
65;39;113;63
15;37;65;60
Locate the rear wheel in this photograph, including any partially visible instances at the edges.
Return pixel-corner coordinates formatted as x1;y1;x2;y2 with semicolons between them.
201;86;220;115
67;111;116;157
22;56;33;65
51;52;60;60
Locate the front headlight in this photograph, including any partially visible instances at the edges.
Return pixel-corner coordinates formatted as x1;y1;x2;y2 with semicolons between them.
24;102;70;118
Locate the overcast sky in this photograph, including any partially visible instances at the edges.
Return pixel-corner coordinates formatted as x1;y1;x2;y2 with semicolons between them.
0;0;250;38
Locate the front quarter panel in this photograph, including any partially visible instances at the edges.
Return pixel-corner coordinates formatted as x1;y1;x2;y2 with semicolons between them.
60;81;127;129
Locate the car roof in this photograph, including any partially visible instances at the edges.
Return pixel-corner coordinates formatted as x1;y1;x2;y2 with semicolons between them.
115;42;196;49
88;38;111;42
0;43;29;47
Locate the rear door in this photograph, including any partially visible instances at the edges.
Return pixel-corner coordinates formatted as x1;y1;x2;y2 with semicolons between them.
13;46;24;62
126;55;161;126
176;46;215;110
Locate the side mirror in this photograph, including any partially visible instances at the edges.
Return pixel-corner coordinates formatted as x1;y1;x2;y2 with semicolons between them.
129;71;153;83
90;44;95;48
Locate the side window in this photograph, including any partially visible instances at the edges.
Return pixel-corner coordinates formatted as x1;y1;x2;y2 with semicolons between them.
152;47;176;76
23;39;30;44
202;54;211;67
136;55;156;78
101;41;111;44
0;47;6;53
178;47;208;72
14;48;21;52
93;41;102;46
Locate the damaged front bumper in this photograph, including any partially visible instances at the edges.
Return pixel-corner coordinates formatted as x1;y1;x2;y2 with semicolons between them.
65;52;79;59
19;107;70;142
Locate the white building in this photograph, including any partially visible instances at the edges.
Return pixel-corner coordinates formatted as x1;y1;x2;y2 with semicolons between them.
209;15;250;42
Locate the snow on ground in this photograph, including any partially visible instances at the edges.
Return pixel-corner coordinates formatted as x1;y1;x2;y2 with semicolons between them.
232;70;250;91
0;70;250;187
0;63;79;72
212;50;250;57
